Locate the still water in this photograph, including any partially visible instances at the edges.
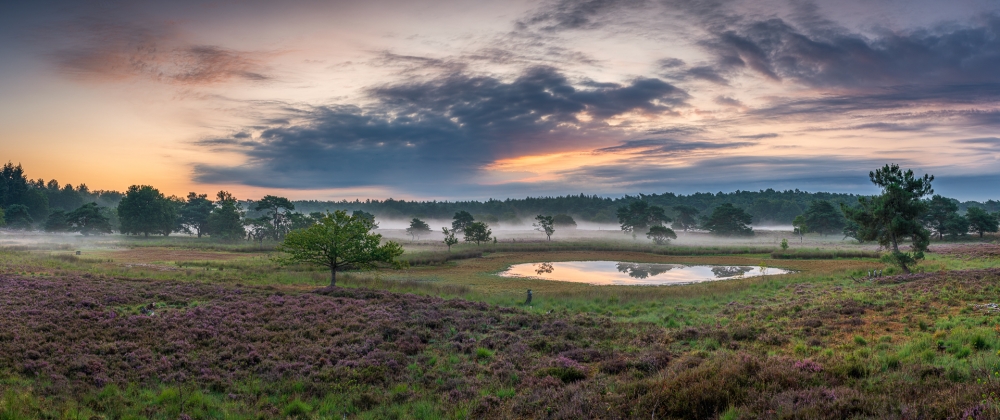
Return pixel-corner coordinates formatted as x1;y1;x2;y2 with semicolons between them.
498;261;793;285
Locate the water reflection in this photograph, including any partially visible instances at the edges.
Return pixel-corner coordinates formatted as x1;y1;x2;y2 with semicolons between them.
615;262;674;279
498;261;793;285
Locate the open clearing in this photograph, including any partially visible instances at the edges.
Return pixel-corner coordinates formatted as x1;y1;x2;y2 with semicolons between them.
3;233;1000;418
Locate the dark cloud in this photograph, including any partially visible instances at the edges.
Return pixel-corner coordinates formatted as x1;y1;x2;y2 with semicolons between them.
595;139;754;155
54;19;273;85
714;95;744;107
519;0;650;31
733;133;777;139
194;67;690;190
703;14;1000;88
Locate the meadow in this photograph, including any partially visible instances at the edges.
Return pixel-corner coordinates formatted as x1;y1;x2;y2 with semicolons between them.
2;230;1000;418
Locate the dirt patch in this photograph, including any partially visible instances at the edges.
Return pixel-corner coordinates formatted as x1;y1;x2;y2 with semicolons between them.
930;243;1000;259
94;248;261;263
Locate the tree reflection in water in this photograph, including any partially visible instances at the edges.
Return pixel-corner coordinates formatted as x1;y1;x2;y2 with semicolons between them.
615;262;675;279
535;262;554;275
711;266;754;278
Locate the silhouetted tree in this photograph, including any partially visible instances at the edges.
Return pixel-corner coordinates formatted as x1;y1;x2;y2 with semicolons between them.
671;205;700;232
617;201;671;239
452;211;475;233
464;221;492;245
406;218;432;240
801;200;846;235
921;194;959;240
966;207;999;238
44;210;69;232
207;191;245;241
701;203;753;236
533;215;555;240
646;225;677;245
3;204;33;230
65;203;112;236
117;185;177;237
180;192;213;238
254;195;295;240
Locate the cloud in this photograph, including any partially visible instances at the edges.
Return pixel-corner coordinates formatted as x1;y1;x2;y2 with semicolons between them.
595;138;754;155
733;133;777;139
194;67;690;190
702;14;1000;89
54;19;273;85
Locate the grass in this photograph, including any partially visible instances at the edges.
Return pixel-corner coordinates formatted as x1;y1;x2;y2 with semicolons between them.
4;233;1000;417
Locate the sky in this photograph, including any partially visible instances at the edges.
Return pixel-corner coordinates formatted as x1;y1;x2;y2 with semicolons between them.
2;0;1000;201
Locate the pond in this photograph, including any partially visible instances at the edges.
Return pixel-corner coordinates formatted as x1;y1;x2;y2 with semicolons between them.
498;261;794;285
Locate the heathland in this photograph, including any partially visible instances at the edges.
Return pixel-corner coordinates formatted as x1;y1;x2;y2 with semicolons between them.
2;228;1000;419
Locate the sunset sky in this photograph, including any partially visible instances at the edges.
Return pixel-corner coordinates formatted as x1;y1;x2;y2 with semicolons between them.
2;0;1000;201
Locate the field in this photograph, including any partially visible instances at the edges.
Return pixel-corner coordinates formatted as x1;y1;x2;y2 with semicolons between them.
3;230;1000;418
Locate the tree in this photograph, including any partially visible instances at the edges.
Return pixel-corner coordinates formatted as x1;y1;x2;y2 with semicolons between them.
288;212;316;231
842;219;862;243
0;207;4;227
921;195;959;240
801;200;846;235
118;185;176;237
254;195;295;241
463;221;492;245
842;164;933;273
671;205;700;232
452;211;475;233
552;214;576;228
180;192;213;238
646;225;677;245
65;203;112;235
352;210;375;223
245;216;272;246
617;201;671;239
533;215;555;241
406;218;432;240
442;227;459;251
278;210;404;287
44;210;69;232
207;191;245;241
966;207;999;238
792;214;808;242
3;204;33;229
701;203;754;236
942;213;969;239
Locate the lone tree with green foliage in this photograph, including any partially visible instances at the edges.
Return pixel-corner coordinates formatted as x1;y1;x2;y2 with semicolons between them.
442;227;459;251
278;210;404;287
801;200;846;235
207;191;245;241
842;164;933;274
180;192;214;238
966;207;999;238
646;225;677;245
533;215;555;241
617;201;670;239
452;211;475;233
671;205;700;232
65;203;112;235
921;194;959;240
702;203;753;236
406;218;432;240
463;221;492;245
118;185;177;237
